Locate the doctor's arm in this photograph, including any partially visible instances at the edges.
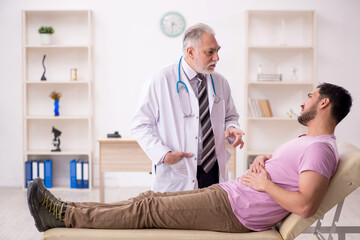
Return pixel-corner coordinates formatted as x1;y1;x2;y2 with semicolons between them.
130;76;192;166
130;78;172;166
163;152;193;165
241;167;329;218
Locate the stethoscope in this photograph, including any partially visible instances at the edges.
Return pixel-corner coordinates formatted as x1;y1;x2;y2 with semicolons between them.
176;56;220;118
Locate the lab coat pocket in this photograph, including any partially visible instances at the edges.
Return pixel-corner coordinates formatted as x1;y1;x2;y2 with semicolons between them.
169;159;188;177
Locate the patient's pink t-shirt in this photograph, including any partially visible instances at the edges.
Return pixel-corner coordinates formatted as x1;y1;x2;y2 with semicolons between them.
220;135;338;231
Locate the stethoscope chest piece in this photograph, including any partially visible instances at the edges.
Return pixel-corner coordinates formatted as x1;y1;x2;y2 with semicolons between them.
214;95;220;103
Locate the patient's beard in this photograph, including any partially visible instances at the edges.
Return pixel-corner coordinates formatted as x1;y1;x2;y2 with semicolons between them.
298;104;317;126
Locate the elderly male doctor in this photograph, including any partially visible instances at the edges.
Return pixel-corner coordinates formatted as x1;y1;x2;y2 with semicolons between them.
131;23;244;192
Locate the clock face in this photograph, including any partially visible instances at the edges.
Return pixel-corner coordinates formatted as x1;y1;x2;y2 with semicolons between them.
160;12;186;37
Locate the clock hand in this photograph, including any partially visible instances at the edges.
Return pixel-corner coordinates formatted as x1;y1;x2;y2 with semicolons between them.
171;22;175;33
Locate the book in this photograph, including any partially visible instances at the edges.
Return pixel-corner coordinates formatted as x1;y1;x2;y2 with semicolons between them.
25;161;32;188
76;161;83;188
82;161;89;189
257;99;266;117
44;160;52;188
32;161;38;180
251;99;261;117
38;161;45;184
70;160;77;188
257;74;282;81
265;99;273;117
248;99;256;117
249;98;273;117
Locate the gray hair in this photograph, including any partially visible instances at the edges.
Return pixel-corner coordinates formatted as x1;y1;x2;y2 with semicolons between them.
182;23;215;57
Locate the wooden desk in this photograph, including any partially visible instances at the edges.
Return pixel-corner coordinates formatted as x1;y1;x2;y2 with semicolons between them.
98;138;236;202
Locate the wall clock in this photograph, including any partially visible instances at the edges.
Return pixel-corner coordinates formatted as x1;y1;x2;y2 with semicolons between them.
160;11;186;37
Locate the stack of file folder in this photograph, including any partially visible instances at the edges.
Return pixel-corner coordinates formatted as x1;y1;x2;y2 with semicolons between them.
25;160;52;188
70;160;89;189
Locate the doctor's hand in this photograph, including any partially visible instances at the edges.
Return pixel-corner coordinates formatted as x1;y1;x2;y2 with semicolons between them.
163;151;193;165
225;127;245;149
250;155;272;173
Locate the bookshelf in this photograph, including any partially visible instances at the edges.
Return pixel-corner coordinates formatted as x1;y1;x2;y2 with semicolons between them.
244;10;316;169
22;10;93;189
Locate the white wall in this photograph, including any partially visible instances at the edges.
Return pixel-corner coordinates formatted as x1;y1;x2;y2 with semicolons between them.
0;0;359;186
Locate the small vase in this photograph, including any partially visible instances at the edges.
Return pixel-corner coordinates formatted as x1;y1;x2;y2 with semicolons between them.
54;100;60;116
40;34;52;45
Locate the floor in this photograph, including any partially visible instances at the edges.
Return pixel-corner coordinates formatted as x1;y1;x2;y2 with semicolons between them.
0;186;359;240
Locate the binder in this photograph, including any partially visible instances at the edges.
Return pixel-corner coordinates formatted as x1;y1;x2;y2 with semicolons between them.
70;160;77;188
44;160;53;188
265;100;273;117
82;161;89;189
38;161;45;184
32;161;38;180
25;161;32;188
76;161;83;188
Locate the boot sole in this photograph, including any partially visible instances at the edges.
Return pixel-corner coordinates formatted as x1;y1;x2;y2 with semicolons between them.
27;179;46;232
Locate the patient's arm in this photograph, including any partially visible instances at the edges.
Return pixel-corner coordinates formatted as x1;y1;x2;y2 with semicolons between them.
241;167;329;218
250;155;271;173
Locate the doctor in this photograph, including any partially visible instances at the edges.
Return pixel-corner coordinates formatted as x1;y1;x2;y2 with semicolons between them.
131;23;244;192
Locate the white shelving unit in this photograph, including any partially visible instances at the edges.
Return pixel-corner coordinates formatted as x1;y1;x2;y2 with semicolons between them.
22;10;93;189
244;10;316;169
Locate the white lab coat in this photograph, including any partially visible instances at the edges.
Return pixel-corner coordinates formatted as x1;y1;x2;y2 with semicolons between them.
130;59;240;192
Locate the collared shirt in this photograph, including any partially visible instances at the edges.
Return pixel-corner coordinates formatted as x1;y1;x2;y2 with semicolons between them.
181;59;205;165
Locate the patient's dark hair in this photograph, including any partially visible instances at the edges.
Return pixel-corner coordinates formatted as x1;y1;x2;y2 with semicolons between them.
317;83;352;124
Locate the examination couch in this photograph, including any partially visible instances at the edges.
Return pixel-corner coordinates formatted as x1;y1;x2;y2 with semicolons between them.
42;142;360;240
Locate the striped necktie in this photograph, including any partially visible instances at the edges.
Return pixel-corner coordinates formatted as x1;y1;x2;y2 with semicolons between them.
197;73;216;173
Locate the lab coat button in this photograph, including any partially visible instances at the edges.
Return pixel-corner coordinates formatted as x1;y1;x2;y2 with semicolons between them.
192;180;195;183
195;136;198;140
195;157;197;160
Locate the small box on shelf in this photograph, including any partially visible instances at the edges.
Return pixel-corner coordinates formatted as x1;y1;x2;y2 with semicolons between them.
257;73;282;82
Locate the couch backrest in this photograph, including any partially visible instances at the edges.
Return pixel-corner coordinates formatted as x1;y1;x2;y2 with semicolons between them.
278;142;360;240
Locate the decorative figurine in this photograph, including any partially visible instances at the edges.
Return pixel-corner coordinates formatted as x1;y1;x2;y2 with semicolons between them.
41;55;47;81
70;68;78;81
291;66;298;81
290;108;299;118
51;127;61;152
49;91;62;116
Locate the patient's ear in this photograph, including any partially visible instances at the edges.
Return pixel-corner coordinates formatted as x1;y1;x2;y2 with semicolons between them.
320;98;330;109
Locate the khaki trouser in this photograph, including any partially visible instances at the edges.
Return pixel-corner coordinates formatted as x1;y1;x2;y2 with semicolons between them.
65;185;250;233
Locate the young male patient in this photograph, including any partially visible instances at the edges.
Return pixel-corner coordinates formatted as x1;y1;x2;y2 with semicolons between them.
28;83;352;233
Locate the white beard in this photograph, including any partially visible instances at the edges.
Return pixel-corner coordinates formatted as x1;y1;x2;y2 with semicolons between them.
192;53;215;74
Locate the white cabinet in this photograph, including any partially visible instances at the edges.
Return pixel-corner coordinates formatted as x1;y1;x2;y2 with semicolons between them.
22;10;93;189
244;10;316;169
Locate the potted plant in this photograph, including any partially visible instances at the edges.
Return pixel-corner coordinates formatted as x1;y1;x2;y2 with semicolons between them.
38;26;55;45
49;91;62;116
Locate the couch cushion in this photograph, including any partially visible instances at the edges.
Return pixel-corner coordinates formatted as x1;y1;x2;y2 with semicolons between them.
42;228;282;240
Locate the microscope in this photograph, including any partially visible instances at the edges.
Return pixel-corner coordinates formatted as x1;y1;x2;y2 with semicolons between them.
51;127;61;152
